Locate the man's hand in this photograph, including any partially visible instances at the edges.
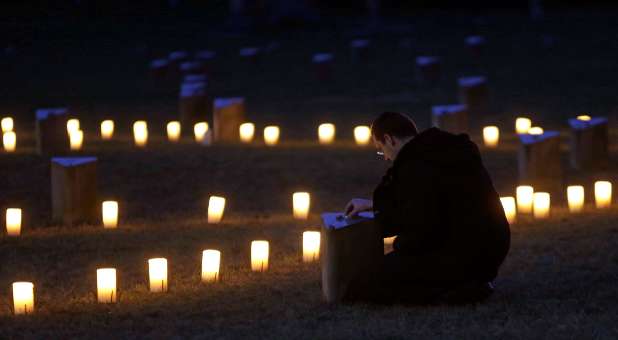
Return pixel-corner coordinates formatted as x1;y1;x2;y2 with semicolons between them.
344;198;373;217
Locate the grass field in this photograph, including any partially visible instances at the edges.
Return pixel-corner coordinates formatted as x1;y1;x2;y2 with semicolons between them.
1;7;617;339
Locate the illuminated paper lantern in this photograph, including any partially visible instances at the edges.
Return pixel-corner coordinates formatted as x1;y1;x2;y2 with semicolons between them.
516;185;534;214
594;181;612;209
201;249;221;283
567;185;585;213
12;282;34;315
384;236;395;245
483;126;499;148
148;258;168;293
251;240;269;272
293;192;310;220
318;123;336;145
194;122;209;142
576;115;592;121
167;121;181;142
96;268;117;303
69;130;84;151
533;192;550;219
207;196;226;224
67;119;80;135
3;131;16;152
5;208;22;236
239;123;255;143
263;126;280;146
500;197;517;224
302;231;320;263
528;127;544;135
100;120;114;139
354;126;371;146
515;117;532;134
133;121;148;147
102;201;118;229
1;117;14;132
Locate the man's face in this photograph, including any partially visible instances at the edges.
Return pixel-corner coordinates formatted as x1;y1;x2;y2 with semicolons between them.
373;135;396;161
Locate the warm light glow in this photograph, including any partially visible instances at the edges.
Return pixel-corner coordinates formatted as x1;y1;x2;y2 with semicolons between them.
133;121;148;147
148;258;168;293
483;126;500;148
302;231;320;263
594;181;612;209
354;126;371;145
1;117;14;132
567;186;585;213
3;131;16;152
6;208;22;237
516;186;534;214
293;192;311;220
533;192;551;219
12;282;34;315
263;126;280;146
100;120;114;139
576;115;592;121
201;250;221;283
207;196;226;224
194;122;209;142
69;130;84;151
239;123;255;143
528;127;544;135
167;121;181;142
102;201;118;229
251;240;269;272
384;236;396;245
67;119;80;134
500;197;517;224
515;117;532;134
318;123;336;145
96;268;117;303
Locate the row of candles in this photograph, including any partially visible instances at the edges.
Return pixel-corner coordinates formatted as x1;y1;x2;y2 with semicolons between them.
8;232;321;315
499;181;613;224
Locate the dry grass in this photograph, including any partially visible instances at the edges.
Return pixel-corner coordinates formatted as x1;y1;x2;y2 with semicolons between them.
0;8;617;339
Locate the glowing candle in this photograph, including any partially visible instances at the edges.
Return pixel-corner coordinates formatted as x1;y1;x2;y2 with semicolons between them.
207;196;226;224
6;208;22;236
515;117;531;134
251;240;269;272
318;123;336;145
102;201;118;229
528;127;544;135
384;236;396;245
354;125;371;145
239;123;255;143
1;117;14;132
567;185;585;213
483;126;499;148
201;249;221;283
67;119;80;134
69;130;84;151
263;126;280;146
293;192;311;220
167;121;181;142
516;185;534;214
594;181;612;209
133;121;148;147
148;258;168;293
3;131;16;152
96;268;117;303
500;197;517;224
194;122;209;142
533;192;550;219
100;120;114;139
12;282;34;315
576;115;591;121
302;231;320;263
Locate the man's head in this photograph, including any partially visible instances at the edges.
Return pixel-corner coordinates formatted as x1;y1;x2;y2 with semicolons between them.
371;112;419;161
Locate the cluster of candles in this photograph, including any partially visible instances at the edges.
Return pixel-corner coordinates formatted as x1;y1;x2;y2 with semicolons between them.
499;181;613;223
2;117;16;152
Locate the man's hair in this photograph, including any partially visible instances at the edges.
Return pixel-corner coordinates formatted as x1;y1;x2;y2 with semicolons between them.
371;112;419;143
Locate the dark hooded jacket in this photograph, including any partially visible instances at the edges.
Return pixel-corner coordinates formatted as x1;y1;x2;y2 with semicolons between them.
373;127;510;284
